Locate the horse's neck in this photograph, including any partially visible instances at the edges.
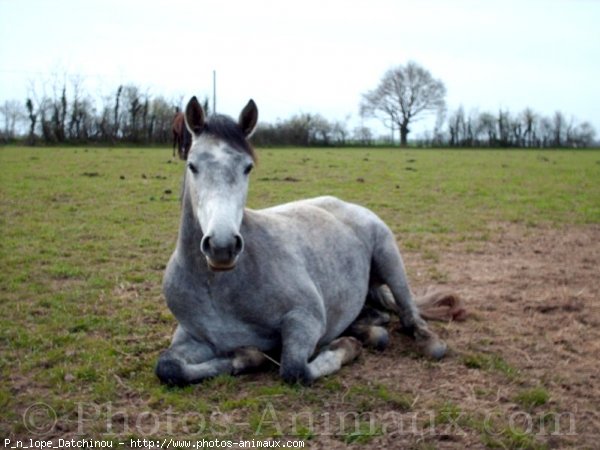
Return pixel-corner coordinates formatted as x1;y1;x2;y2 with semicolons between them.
178;182;204;256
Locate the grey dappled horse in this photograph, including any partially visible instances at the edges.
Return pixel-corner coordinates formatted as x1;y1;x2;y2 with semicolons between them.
156;97;447;386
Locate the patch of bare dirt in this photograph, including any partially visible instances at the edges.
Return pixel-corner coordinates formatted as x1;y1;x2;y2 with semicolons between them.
349;223;600;448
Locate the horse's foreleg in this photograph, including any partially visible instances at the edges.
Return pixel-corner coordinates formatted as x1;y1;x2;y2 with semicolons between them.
279;311;362;385
155;326;266;386
373;231;447;360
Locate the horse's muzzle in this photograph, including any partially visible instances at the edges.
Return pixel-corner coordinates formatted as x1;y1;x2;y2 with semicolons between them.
200;233;244;271
206;258;238;272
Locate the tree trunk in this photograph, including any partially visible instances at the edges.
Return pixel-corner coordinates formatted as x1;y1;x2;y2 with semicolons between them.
400;124;409;147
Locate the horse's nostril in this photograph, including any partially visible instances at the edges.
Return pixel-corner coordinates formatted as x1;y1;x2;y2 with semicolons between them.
234;234;244;255
200;235;212;255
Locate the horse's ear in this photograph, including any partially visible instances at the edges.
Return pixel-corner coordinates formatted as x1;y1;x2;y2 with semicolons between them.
185;96;205;135
238;99;258;138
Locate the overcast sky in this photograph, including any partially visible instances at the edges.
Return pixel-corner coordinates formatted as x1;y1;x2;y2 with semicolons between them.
1;0;599;137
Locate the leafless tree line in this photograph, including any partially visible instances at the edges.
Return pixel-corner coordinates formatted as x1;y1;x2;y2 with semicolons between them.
0;82;368;147
0;72;596;148
421;106;596;148
252;113;374;147
1;80;179;145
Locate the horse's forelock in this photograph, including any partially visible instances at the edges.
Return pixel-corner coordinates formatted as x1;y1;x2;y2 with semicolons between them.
203;115;256;162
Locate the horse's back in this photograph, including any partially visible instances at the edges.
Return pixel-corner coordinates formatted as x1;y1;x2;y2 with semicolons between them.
251;195;382;264
260;196;390;247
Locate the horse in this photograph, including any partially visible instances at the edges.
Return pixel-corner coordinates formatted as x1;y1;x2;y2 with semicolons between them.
156;96;447;386
172;111;192;160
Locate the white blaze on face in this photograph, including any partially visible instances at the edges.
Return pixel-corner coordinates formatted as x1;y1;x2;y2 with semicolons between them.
187;136;253;269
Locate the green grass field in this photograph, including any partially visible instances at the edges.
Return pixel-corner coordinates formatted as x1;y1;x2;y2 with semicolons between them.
1;146;599;446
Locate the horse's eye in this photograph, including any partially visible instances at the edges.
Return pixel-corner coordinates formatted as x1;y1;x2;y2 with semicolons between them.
188;163;198;174
244;163;254;175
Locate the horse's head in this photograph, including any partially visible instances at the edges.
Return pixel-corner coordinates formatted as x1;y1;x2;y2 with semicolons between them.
184;96;258;271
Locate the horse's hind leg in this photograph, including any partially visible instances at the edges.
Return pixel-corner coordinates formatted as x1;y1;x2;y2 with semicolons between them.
372;230;447;360
345;323;389;351
344;305;390;351
156;325;267;386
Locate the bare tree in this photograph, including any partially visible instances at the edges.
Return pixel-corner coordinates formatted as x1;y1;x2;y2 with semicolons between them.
310;114;332;145
67;76;95;142
360;61;446;146
113;85;123;141
331;115;350;146
497;110;511;147
509;115;523;147
0;100;25;140
552;111;566;147
448;106;465;146
521;108;537;148
352;126;373;146
25;98;37;144
477;112;496;146
149;96;174;144
432;106;446;146
570;121;596;147
49;85;67;142
39;98;54;143
539;116;553;147
122;85;141;141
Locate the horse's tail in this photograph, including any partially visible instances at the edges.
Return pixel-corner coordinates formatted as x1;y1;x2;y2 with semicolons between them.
367;285;466;322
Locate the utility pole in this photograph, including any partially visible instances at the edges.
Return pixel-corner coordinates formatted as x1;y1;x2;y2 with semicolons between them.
212;70;216;115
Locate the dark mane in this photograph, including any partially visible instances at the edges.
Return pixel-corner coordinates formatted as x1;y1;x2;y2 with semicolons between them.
204;115;256;161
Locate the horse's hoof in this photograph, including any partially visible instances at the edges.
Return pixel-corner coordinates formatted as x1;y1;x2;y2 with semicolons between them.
370;326;390;351
414;328;447;360
280;364;314;386
232;346;268;374
416;337;447;360
155;356;188;387
329;336;363;365
424;339;447;360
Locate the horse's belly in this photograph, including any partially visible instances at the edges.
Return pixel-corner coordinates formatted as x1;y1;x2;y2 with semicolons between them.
320;282;369;345
312;249;371;345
